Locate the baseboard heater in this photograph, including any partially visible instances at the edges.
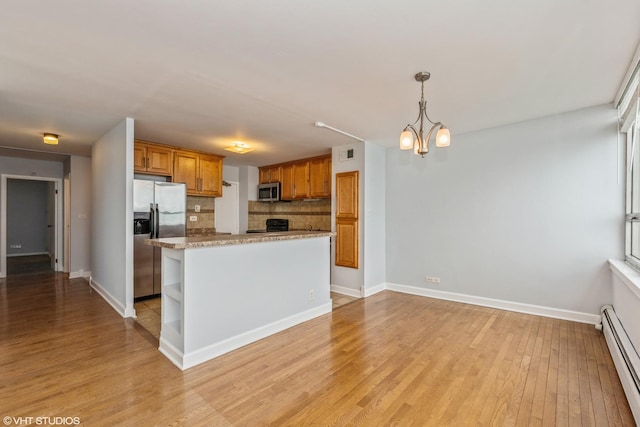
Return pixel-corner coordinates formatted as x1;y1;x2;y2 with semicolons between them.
601;305;640;423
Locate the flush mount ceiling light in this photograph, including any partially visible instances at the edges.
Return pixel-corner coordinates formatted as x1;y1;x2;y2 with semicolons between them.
43;133;59;145
224;141;254;154
400;71;450;157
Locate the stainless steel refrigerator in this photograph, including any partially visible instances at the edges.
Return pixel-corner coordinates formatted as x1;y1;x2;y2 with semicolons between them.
133;180;186;299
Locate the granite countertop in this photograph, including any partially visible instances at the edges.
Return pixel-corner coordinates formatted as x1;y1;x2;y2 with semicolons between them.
146;230;334;249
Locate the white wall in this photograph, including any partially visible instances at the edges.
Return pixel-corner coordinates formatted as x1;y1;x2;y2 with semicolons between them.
69;155;91;277
246;166;259;201
222;164;239;182
363;141;386;294
331;143;365;293
385;104;623;315
0;156;64;178
91;118;135;317
237;166;254;232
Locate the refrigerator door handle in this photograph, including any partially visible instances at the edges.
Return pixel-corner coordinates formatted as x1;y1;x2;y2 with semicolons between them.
149;203;155;238
155;203;160;238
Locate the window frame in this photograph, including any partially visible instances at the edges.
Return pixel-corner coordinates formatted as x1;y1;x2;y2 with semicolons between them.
623;77;640;270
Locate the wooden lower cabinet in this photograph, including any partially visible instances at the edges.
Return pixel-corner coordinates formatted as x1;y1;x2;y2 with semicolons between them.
335;219;358;268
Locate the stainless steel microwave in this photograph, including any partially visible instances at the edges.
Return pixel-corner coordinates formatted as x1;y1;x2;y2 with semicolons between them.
258;182;280;202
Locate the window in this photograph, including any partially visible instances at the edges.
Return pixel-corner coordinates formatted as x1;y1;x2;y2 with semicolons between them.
622;71;640;269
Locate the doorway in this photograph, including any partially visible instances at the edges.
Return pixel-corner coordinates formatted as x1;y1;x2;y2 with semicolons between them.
0;174;63;278
215;181;239;234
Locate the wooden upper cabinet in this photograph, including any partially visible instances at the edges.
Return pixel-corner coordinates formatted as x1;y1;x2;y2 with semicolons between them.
280;164;294;200
173;151;199;193
199;154;223;197
261;154;331;200
336;171;359;219
292;161;309;199
173;151;223;197
134;141;173;176
309;156;331;198
280;161;308;200
259;166;281;184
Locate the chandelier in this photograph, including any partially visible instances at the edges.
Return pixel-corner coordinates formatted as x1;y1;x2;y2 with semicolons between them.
400;71;450;157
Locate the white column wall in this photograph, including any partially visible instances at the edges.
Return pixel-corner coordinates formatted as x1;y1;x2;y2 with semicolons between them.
69;155;92;277
91;118;135;317
363;141;386;295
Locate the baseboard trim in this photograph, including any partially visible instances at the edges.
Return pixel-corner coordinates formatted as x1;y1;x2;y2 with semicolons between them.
159;338;185;370
179;302;333;370
386;282;601;325
89;277;127;318
6;252;49;257
363;283;386;297
69;270;91;279
330;285;362;298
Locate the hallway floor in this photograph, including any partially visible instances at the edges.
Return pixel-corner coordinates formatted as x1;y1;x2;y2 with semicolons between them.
6;254;52;275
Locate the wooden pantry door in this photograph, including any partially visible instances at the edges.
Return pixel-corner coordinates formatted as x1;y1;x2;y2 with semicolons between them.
335;171;358;268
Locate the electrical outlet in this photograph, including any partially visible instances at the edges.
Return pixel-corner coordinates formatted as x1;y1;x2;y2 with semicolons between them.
189;215;198;222
425;276;440;284
308;289;315;301
194;205;201;212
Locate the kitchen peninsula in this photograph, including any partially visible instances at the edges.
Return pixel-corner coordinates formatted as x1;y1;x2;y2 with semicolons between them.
146;231;333;370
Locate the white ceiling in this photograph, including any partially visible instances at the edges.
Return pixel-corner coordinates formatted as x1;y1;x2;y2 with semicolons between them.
1;1;639;166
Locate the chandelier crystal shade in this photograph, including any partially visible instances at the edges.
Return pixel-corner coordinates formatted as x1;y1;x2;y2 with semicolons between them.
400;71;450;157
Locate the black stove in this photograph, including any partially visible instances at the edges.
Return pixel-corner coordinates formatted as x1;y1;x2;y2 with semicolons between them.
266;218;289;232
246;219;289;234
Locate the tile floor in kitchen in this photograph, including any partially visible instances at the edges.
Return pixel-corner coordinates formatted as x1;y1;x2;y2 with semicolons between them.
134;292;359;340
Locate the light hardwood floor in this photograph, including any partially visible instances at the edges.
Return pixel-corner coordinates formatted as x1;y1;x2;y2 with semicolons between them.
133;293;358;342
0;272;634;426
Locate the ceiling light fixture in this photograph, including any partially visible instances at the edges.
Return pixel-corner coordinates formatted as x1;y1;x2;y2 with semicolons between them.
43;133;59;145
400;71;450;157
224;141;254;154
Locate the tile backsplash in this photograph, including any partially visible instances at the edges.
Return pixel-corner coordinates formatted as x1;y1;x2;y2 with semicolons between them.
186;196;215;236
248;199;331;231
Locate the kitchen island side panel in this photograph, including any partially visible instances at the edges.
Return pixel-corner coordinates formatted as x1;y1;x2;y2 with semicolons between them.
182;236;331;355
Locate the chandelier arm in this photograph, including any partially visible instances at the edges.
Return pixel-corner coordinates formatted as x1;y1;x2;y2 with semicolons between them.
423;107;438;126
409;102;423;126
404;124;419;139
424;122;442;152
